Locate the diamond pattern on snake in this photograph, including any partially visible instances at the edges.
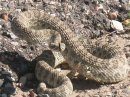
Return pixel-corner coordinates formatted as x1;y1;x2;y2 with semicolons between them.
11;10;130;97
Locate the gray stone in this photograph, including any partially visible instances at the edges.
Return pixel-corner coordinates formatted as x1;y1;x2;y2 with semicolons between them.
4;82;16;94
19;76;27;86
93;30;100;36
2;31;18;39
17;0;25;5
93;95;100;97
0;79;4;87
0;25;2;29
119;0;128;3
0;19;4;26
1;1;8;7
3;22;11;29
1;94;7;97
7;1;15;9
2;70;11;75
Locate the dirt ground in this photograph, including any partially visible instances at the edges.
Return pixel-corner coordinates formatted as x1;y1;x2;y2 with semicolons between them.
0;0;130;97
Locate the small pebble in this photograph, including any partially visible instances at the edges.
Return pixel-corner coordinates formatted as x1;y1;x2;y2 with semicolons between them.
95;4;103;11
0;19;4;25
38;94;49;97
123;19;130;26
106;92;113;96
49;1;56;5
2;31;17;39
1;2;8;7
108;11;118;20
0;25;2;29
15;9;22;13
7;1;15;9
111;20;124;32
93;95;100;97
11;42;19;46
10;33;18;39
3;22;11;29
0;13;9;22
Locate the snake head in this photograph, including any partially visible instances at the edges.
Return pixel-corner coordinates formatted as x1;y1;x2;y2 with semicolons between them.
49;42;66;52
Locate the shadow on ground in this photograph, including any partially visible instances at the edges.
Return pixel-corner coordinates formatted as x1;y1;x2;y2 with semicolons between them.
72;79;101;91
0;51;102;91
0;51;34;75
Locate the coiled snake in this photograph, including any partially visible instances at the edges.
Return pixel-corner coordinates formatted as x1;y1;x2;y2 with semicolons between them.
11;10;130;97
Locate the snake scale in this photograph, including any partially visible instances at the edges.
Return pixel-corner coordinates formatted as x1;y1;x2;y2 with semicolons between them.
11;10;130;97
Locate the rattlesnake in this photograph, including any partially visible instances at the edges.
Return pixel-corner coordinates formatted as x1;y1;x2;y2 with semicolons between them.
11;10;130;97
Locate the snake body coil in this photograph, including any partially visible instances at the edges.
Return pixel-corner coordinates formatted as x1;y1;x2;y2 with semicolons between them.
11;10;130;97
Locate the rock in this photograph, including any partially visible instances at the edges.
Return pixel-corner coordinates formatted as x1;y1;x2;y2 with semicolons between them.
7;1;15;9
1;1;8;7
111;20;124;32
81;4;87;12
106;92;113;96
19;76;27;86
0;19;4;26
4;82;16;94
11;42;19;46
56;68;61;72
107;11;118;20
95;4;103;11
0;79;4;87
0;13;9;22
27;0;34;4
17;0;25;5
92;30;100;36
38;94;49;97
2;70;11;76
123;19;130;26
29;90;37;97
123;85;130;94
21;7;29;11
15;9;22;13
3;21;11;29
9;33;18;39
93;95;100;97
2;31;17;39
119;0;128;4
1;94;7;97
0;25;2;29
49;1;56;5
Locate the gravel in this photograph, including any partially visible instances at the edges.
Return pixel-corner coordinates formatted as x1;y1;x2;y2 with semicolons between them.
0;0;130;97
